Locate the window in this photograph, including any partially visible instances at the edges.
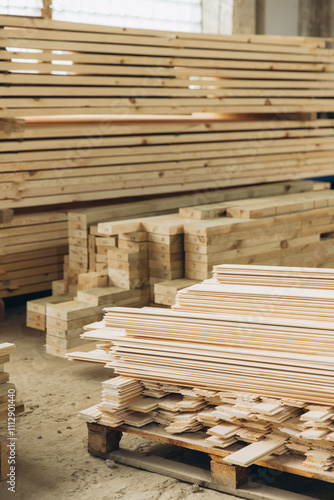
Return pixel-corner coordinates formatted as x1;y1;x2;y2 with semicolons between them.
0;0;42;16
52;0;202;33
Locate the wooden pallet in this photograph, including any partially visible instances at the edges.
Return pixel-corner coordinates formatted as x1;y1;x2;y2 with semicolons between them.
87;422;334;500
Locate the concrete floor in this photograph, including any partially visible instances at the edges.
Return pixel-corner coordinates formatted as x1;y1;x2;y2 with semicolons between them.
0;302;239;500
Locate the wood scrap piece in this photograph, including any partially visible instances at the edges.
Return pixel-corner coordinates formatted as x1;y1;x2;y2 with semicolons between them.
223;436;286;466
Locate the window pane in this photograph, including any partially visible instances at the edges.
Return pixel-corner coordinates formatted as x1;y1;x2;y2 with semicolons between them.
0;0;42;16
52;0;202;33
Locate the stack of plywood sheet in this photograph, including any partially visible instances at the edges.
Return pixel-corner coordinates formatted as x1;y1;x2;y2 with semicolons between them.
0;210;68;299
2;117;334;210
1;15;334;118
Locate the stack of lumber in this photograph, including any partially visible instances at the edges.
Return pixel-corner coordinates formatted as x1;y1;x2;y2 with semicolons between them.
57;180;316;295
3;117;334;209
148;229;184;291
78;272;108;291
2;15;334;118
153;278;199;306
173;274;334;325
77;264;334;470
42;259;150;357
0;209;68;299
0;343;16;421
74;265;334;405
66;192;200;293
182;188;334;280
26;293;74;331
101;308;334;404
45;301;105;357
108;232;149;290
0;342;24;482
99;185;334;284
2;17;333;211
52;277;69;296
88;226;117;274
17;179;288;304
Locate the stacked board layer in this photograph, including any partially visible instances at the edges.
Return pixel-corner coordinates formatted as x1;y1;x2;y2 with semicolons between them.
1;15;334;116
0;209;67;298
2;118;334;209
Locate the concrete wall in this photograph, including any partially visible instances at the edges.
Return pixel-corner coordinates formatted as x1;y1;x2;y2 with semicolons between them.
232;0;256;34
299;0;334;37
203;0;334;36
202;0;234;34
260;0;299;35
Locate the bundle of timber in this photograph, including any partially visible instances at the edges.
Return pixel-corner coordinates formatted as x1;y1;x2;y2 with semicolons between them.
45;301;105;357
98;184;334;284
0;209;68;299
62;180;320;294
26;293;74;331
3;117;334;209
182;188;334;279
77;264;334;470
1;15;334;117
